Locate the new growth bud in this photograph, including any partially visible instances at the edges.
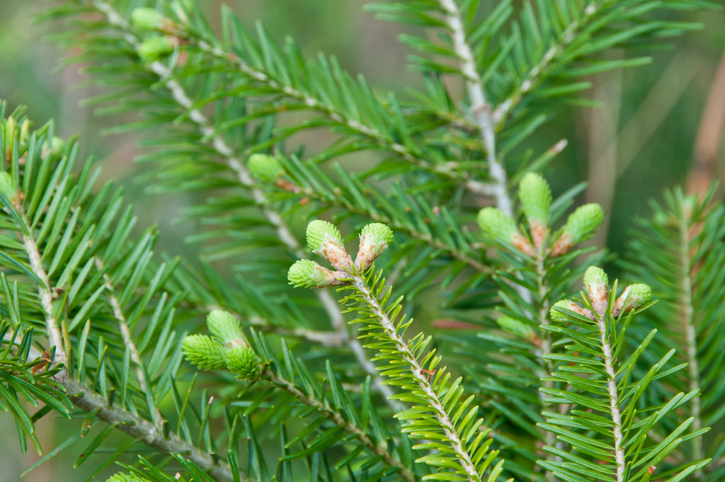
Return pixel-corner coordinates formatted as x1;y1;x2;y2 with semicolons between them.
355;223;394;270
306;220;352;270
288;259;339;288
248;153;284;182
207;310;247;349
226;345;262;380
478;207;533;255
519;173;552;226
519;173;552;251
138;36;175;62
551;204;605;256
613;283;653;316
181;335;227;370
131;7;168;31
584;266;609;315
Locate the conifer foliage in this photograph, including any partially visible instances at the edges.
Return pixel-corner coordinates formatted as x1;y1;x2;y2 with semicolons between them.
0;0;722;481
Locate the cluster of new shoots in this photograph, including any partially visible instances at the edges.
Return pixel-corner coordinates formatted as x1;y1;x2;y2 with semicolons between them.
288;220;394;288
478;173;604;257
551;266;653;321
106;474;149;482
182;310;261;380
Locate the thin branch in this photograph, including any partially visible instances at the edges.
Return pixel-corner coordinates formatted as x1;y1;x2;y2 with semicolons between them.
437;0;511;216
535;254;557;480
678;210;704;468
90;0;399;412
4;330;241;482
352;273;482;482
493;2;604;127
21;219;66;365
594;311;625;481
264;367;416;482
95;257;164;426
189;39;491;192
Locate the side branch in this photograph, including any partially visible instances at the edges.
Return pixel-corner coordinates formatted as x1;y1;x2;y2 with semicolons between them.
438;0;512;215
352;274;482;482
91;0;397;410
265;367;416;482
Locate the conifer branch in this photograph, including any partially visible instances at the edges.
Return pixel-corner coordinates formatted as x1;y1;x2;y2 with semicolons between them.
493;1;601;126
91;0;398;410
21;211;66;364
263;366;416;482
437;0;512;215
677;206;704;465
186;36;492;193
350;272;482;482
96;257;163;426
592;303;626;481
5;333;240;482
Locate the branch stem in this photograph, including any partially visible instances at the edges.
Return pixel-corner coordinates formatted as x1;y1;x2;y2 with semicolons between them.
352;274;481;482
438;0;511;215
678;210;704;466
265;367;415;482
595;312;625;481
91;0;398;412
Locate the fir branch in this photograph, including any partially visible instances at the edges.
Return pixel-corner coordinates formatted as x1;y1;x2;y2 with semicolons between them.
677;205;704;464
263;366;416;482
22;219;66;364
95;257;163;426
181;21;493;194
349;271;484;482
437;0;512;215
89;0;399;410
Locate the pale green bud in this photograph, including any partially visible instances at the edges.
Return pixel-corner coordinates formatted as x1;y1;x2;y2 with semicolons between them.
583;266;609;314
248;153;283;182
50;136;65;156
138;36;175;62
288;259;336;288
207;310;248;348
550;300;574;322
614;283;653;315
19;120;31;145
226;345;262;381
477;207;517;244
306;220;352;270
583;266;608;289
306;220;342;251
496;316;535;340
355;223;394;269
0;172;15;201
519;173;552;226
563;204;605;245
131;7;167;31
182;335;227;370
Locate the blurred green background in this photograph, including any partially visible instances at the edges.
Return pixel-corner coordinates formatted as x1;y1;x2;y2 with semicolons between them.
0;0;724;480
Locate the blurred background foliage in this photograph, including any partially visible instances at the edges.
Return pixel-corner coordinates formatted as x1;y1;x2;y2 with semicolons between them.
0;0;724;480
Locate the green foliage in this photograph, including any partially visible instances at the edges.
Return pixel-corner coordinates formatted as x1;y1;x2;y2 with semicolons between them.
0;0;721;480
621;185;725;481
541;267;708;481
